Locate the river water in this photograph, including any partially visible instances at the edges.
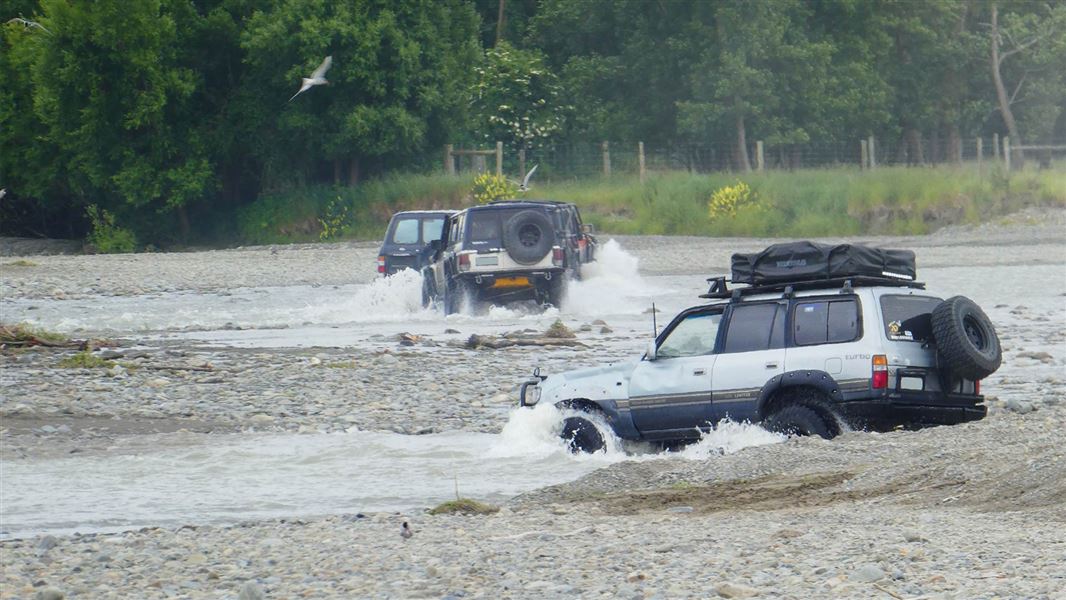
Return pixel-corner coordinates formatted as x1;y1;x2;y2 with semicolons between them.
2;238;1063;538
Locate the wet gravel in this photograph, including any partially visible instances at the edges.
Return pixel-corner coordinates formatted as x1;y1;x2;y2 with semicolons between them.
1;208;1064;599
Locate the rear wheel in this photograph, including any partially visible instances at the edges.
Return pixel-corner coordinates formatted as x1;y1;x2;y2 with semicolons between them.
763;403;837;439
443;280;471;315
559;411;607;453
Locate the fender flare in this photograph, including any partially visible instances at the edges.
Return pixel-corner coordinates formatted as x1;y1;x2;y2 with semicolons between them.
756;370;843;419
554;398;639;441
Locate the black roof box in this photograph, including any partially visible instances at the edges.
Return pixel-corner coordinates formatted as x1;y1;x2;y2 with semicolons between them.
731;241;916;286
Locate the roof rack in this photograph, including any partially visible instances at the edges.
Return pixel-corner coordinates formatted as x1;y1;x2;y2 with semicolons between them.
699;275;925;300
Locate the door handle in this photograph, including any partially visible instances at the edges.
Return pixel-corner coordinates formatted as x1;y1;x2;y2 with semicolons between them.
693;368;706;376
765;362;779;369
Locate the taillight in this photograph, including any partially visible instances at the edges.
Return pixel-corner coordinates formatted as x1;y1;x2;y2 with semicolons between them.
377;256;385;274
872;354;888;389
458;252;471;272
552;246;564;267
974;380;980;395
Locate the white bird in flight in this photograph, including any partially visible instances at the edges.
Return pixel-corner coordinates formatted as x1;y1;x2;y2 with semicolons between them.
509;164;538;192
289;55;332;102
6;16;52;35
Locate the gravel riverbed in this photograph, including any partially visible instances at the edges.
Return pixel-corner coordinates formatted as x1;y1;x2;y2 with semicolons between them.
2;209;1064;599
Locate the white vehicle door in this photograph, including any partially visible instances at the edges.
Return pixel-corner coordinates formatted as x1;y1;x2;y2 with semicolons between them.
709;301;787;423
628;308;723;438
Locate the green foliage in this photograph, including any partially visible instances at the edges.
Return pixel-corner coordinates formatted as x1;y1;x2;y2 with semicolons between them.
86;205;138;253
58;350;115;369
708;181;762;221
471;41;569;150
4;260;37;267
428;498;500;515
318;196;351;241
471;173;517;204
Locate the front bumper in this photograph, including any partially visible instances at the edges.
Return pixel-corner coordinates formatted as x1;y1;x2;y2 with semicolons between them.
836;391;987;429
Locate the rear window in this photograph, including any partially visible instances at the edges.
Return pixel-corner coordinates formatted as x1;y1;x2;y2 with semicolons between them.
390;218;419;244
793;298;860;345
466;207;549;245
880;294;942;343
422;218;445;243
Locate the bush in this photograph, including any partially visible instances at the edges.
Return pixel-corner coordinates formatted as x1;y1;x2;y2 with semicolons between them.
471;173;517;204
85;205;137;253
708;181;762;221
318;196;351;241
428;498;500;515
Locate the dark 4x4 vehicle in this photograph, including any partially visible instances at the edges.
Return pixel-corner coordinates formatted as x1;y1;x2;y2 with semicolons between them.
520;241;1003;452
422;200;597;314
377;210;456;276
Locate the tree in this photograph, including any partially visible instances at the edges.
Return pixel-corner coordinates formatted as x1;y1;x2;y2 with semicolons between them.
469;41;569;152
240;0;480;188
988;1;1066;166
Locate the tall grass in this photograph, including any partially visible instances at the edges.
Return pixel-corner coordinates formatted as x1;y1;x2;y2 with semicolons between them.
236;164;1065;244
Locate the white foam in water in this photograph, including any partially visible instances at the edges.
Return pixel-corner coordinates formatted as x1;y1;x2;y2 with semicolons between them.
566;239;653;317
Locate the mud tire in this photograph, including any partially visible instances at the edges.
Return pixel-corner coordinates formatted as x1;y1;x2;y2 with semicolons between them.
559;414;606;453
763;403;837;439
503;210;555;265
931;295;1002;380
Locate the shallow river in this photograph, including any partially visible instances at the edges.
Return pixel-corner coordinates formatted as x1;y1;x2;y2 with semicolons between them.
2;239;1063;538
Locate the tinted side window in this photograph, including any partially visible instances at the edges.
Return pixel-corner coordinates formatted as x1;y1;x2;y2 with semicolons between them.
723;303;780;353
794;298;860;345
391;218;419;244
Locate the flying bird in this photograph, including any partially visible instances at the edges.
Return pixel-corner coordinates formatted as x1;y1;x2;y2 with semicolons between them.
288;55;332;102
400;520;413;540
6;17;52;35
509;164;538;193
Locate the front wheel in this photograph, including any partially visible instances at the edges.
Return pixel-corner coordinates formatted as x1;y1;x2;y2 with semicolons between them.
559;414;606;453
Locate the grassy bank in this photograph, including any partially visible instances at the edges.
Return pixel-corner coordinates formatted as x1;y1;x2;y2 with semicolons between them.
236;165;1065;244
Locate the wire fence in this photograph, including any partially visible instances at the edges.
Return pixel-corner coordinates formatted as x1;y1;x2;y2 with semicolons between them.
447;137;1066;181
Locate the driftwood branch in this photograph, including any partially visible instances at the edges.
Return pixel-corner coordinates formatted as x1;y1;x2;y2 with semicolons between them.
458;334;587;350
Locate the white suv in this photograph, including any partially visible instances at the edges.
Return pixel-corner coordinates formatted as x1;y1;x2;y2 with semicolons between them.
519;241;1002;452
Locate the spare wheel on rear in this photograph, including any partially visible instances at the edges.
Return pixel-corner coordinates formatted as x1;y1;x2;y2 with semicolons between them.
503;210;555;264
930;295;1002;380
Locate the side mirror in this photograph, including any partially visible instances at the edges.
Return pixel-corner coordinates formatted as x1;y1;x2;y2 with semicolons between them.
426;239;443;257
645;340;657;361
582;223;595;234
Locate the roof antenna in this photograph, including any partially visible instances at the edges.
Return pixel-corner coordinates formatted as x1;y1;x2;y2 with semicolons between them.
651;302;658;338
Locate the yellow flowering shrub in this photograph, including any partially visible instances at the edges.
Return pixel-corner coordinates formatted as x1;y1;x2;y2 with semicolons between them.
318;196;351;241
472;173;517;204
708;181;762;221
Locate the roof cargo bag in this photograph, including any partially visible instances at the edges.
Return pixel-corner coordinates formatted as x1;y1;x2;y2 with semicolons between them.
731;241;916;285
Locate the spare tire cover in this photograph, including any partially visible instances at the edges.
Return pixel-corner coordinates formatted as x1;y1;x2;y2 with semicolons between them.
930;295;1002;380
503;210;555;264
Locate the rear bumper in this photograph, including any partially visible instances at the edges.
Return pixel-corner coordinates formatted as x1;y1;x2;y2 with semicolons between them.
456;269;564;299
836;391;987;429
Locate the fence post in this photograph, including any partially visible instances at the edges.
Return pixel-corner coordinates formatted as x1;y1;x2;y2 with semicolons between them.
868;135;876;169
993;133;1000;160
602;141;611;177
1003;136;1011;171
860;139;869;170
495;141;503;177
755;141;764;171
638;142;647;183
976;138;983;170
518;149;526;182
444;144;455;175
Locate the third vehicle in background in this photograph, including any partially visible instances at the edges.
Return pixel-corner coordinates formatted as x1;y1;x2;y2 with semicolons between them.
377;210;456;276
